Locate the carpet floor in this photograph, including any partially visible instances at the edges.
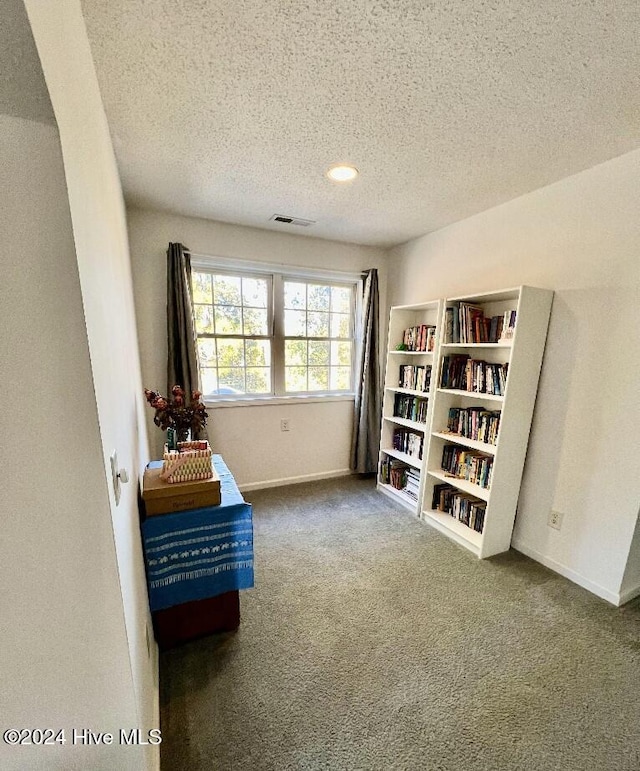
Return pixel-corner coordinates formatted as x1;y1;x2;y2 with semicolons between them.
160;476;640;770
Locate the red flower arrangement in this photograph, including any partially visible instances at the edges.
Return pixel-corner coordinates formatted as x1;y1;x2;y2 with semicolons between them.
144;385;208;440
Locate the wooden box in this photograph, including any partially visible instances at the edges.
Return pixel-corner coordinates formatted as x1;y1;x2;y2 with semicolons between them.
152;591;240;649
142;464;221;516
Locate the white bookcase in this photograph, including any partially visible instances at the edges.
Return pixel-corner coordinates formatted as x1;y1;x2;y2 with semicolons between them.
377;300;444;514
421;286;553;558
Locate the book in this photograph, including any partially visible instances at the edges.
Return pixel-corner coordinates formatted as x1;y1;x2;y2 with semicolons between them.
440;356;508;396
444;307;454;343
432;483;486;533
441;444;494;488
444;407;501;445
400;324;437;352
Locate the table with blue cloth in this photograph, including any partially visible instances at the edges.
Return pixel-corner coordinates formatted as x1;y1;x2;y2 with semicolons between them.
141;455;254;645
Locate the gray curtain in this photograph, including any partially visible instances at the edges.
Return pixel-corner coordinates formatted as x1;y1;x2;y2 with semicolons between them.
166;241;200;411
350;269;381;473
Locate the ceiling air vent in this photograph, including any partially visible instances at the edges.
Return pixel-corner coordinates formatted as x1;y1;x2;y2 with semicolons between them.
270;214;316;227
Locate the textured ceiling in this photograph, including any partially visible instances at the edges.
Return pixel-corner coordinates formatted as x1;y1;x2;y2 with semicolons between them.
0;0;54;123
81;0;640;247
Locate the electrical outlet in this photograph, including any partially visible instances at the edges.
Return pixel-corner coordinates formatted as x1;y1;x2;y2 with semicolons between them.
280;419;290;432
548;510;563;530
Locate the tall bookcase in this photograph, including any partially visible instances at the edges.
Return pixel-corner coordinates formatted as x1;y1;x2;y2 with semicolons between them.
421;286;553;558
377;300;444;514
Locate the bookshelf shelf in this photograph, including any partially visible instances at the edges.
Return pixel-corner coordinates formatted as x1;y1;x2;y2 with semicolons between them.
436;388;504;403
384;415;427;433
422;509;482;554
385;386;430;397
422;285;553;558
388;350;434;356
440;342;512;349
379;482;419;508
427;470;491;502
380;448;423;470
377;300;444;514
431;431;498;456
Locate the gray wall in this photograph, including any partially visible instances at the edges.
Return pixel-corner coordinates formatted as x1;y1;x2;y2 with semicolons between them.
0;112;143;770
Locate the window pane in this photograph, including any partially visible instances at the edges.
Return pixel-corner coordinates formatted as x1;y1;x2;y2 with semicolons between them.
330;313;350;338
245;339;270;367
197;339;217;367
285;309;306;336
308;367;329;391
246;368;270;394
330;367;351;391
194;304;214;334
218;368;245;393
217;338;244;367
308;340;330;365
285;340;307;366
331;285;351;314
192;272;212;304
285;366;307;392
200;368;218;396
243;307;268;336
215;305;242;334
214;275;241;306
308;284;330;311
242;277;268;308
307;311;329;337
284;281;306;309
331;341;351;366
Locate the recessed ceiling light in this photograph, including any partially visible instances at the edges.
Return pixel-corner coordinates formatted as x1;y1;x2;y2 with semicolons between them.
326;164;359;182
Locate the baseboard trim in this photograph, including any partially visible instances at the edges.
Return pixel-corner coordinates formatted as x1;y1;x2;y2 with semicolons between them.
618;584;640;606
511;538;621;606
239;468;353;492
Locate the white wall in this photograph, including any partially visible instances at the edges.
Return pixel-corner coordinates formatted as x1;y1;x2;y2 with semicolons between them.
0;114;142;770
24;2;158;767
620;512;640;602
127;207;387;488
388;149;640;605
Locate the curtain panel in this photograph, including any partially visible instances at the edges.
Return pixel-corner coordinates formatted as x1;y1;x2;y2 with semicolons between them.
350;268;381;474
166;242;201;424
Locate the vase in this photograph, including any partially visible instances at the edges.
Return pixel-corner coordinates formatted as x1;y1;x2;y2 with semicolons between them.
177;428;192;443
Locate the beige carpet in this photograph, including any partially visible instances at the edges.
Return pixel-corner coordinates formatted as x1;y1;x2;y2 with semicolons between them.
160;476;640;770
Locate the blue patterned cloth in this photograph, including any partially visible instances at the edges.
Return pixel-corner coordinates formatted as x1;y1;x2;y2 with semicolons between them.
142;455;254;612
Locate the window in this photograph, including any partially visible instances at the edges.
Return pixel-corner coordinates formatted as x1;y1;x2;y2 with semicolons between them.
192;271;272;396
191;266;358;400
283;280;353;392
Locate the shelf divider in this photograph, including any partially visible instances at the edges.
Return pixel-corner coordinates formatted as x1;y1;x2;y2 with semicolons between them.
426;469;491;502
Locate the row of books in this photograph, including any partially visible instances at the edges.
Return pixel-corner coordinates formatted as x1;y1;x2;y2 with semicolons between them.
380;457;421;501
440;355;508;396
392;428;423;460
404;468;420;500
444;303;517;344
444;407;501;445
393;394;428;424
402;324;437;352
380;456;408;490
432;484;486;533
398;364;432;392
441;445;493;489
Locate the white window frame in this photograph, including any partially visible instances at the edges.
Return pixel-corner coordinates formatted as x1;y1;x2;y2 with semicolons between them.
190;255;363;407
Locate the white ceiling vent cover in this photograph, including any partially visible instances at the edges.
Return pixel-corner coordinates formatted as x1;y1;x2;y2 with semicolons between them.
270;214;316;227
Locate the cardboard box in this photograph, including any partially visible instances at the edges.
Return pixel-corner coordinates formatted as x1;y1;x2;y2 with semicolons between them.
142;465;221;515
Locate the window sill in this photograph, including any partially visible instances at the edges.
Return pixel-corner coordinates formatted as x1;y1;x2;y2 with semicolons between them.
204;393;356;409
